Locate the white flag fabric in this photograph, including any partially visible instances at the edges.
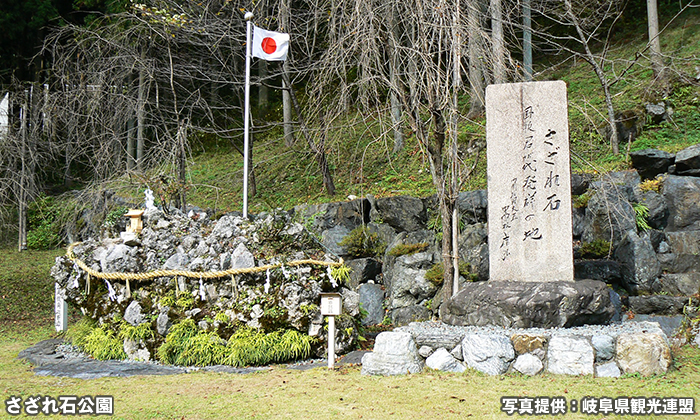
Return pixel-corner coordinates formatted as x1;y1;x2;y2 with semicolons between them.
0;93;9;138
252;25;289;61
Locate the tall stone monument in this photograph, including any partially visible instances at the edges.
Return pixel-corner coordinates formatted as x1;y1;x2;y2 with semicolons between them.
440;81;616;328
485;81;573;282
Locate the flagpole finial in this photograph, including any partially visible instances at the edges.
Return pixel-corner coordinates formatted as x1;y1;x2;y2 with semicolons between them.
244;12;254;21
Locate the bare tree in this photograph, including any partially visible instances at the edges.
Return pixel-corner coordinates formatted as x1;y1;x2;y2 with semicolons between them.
532;0;626;154
307;0;487;297
0;84;53;250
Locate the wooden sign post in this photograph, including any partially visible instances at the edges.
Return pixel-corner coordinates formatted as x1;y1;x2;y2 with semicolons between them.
55;283;68;332
320;293;342;369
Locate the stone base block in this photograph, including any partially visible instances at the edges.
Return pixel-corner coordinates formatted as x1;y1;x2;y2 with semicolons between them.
440;280;617;328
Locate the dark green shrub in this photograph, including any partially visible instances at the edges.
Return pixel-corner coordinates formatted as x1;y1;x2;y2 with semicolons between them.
388;242;429;257
580;239;612;259
339;226;386;258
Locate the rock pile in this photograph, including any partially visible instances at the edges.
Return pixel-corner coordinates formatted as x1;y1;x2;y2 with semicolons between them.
52;208;361;361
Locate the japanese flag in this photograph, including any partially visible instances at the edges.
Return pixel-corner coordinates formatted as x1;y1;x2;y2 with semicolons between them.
252;25;289;61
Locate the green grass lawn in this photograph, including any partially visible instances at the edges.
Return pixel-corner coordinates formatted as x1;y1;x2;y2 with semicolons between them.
1;248;699;419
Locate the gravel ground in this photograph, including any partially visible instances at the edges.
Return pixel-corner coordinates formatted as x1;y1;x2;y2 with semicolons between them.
395;319;668;339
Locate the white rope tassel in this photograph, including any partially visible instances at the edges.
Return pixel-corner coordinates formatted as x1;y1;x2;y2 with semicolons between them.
264;268;271;294
199;278;206;301
105;280;117;301
327;266;338;288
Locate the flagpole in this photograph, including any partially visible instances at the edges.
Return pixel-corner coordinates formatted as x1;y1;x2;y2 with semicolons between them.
243;12;253;218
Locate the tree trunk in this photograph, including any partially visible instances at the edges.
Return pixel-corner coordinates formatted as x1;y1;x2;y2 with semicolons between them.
282;63;295;146
491;0;506;84
389;7;404;153
390;72;404;153
602;78;619;155
136;60;146;171
440;197;456;298
523;0;533;81
258;60;268;114
449;4;462;297
647;0;664;79
127;116;136;171
283;73;335;196
280;0;294;146
565;0;619;154
176;121;187;212
467;1;485;117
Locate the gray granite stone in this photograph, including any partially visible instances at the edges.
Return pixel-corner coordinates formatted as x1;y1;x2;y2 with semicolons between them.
361;332;424;376
425;348;466;373
358;283;385;326
547;335;594;375
512;353;543;376
486;81;573;282
591;335;615;362
123;301;143;326
461;333;514;375
596;362;621;378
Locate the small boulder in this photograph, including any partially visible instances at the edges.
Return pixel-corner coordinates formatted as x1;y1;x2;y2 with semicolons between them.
361;332;424;376
230;243;255;269
652;273;700;296
391;305;432;327
571;173;593;196
662;231;700;273
425;348;466;373
418;346;434;358
346;258;382;290
457;190;488;224
629;149;674;180
546;335;594;376
614;230;661;294
374;196;427;232
674;144;700;173
662;175;700;231
581;187;636;248
157;311;171;336
394;323;464;351
596;362;621;378
591;335;615;362
461;333;514;376
321;225;351;257
511;334;547;355
574;260;622;285
616;332;671;376
628;295;692;315
512;353;543;376
645;103;667;125
123;301;143;326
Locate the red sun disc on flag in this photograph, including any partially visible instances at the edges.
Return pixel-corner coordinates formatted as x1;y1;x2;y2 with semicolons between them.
261;37;277;54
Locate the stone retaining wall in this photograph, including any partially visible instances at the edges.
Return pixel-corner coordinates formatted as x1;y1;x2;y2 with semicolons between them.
361;322;672;377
